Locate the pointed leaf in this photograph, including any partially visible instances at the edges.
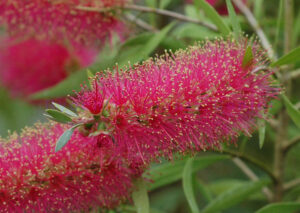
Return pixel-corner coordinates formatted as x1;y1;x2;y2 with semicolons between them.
226;0;241;39
256;202;300;213
182;158;200;213
45;109;72;123
52;102;77;117
194;0;230;35
55;124;81;152
242;46;254;68
86;69;95;89
282;94;300;129
132;179;150;213
202;179;270;213
271;46;300;67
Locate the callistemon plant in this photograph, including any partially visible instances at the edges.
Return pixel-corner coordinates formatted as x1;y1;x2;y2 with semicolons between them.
51;37;278;173
0;0;129;47
0;38;96;97
0;122;133;212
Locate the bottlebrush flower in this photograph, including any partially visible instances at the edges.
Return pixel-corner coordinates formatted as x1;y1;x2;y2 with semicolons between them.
0;38;96;97
0;122;133;212
0;0;128;46
72;37;278;168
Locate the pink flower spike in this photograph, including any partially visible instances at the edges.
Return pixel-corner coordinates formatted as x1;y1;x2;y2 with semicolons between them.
0;122;133;212
73;37;279;170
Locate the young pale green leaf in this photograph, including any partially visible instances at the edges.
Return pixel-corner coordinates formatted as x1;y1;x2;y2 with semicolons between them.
271;46;300;67
242;46;254;68
258;120;266;149
132;179;150;213
52;102;77;117
202;179;270;213
226;0;241;39
45;109;72;123
194;0;230;35
282;95;300;129
255;202;300;213
55;124;81;152
147;155;230;191
182;158;200;213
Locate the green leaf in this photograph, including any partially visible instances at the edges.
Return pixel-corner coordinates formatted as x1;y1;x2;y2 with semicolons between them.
255;202;300;213
117;23;175;67
182;158;200;213
45;109;72;123
271;46;300;67
172;23;218;40
202;179;270;213
147;155;229;191
242;46;254;68
194;0;230;35
55;124;81;152
52;102;77;117
132;179;150;213
226;0;241;39
282;95;300;129
86;69;95;89
258;120;266;149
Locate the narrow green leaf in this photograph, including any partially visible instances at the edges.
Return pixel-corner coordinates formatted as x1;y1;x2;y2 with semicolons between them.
55;124;81;152
45;109;72;123
194;0;230;35
202;179;270;213
256;202;300;213
282;95;300;129
242;46;254;68
254;0;264;20
132;179;150;213
194;178;213;203
274;0;283;51
147;155;229;191
52;102;77;117
182;158;200;213
271;46;300;67
118;23;175;67
258;120;266;149
226;0;241;39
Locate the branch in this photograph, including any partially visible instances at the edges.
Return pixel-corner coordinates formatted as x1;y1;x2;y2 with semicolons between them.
124;13;158;32
286;68;300;80
232;158;273;201
284;178;300;191
283;135;300;152
76;5;218;32
232;0;275;60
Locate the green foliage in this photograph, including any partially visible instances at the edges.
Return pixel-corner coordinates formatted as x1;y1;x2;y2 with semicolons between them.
132;179;150;213
194;0;230;35
182;158;200;213
282;95;300;129
226;0;241;39
147;155;230;191
242;45;254;68
45;109;72;124
271;46;300;67
202;179;270;213
55;124;81;152
255;202;300;213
